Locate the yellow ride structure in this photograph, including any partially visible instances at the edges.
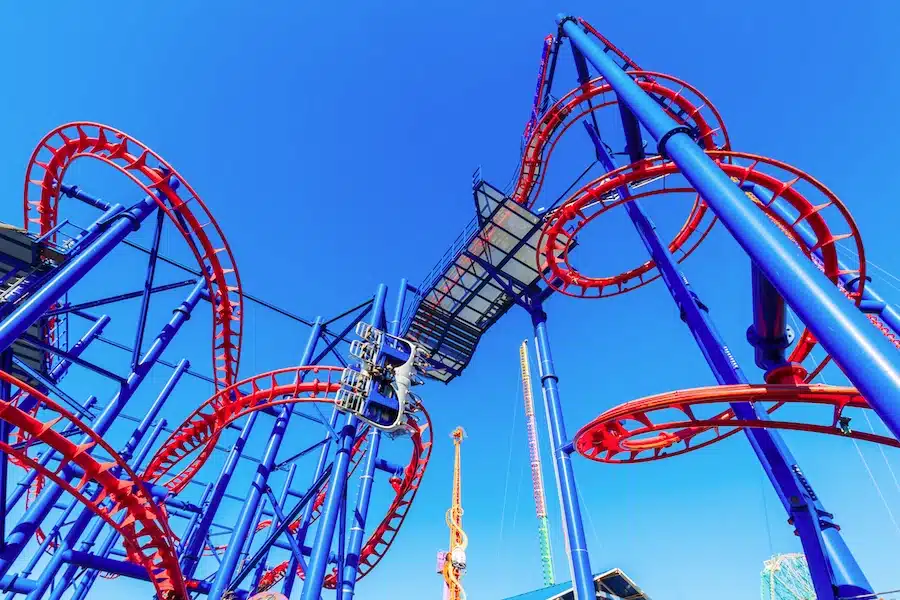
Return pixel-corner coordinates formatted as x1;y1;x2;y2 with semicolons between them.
440;427;468;600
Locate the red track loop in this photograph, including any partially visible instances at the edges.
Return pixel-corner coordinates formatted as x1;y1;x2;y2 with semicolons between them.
538;152;867;371
574;383;898;464
0;371;187;599
512;72;731;209
256;409;433;592
144;367;343;494
19;122;244;548
23;122;243;391
511;73;730;292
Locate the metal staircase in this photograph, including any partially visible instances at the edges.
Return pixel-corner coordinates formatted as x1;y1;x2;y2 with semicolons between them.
404;180;548;382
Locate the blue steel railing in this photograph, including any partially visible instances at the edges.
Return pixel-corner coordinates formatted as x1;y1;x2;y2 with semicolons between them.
400;214;481;335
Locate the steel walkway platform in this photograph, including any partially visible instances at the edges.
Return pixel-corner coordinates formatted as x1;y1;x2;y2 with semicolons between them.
404;180;549;382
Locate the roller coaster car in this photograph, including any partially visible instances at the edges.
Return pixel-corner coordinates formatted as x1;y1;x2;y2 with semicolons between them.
335;323;428;432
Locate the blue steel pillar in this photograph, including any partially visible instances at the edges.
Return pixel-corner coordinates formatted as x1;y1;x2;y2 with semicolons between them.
3;497;80;600
559;16;900;441
27;301;201;599
15;314;111;416
301;285;388;600
0;195;159;354
0;351;10;550
749;264;791;371
585;119;869;597
340;281;403;597
530;298;594;600
206;317;325;599
250;464;298;589
282;410;341;596
0;279;205;581
52;417;169;600
181;412;260;579
746;183;900;340
282;300;378;595
44;362;188;600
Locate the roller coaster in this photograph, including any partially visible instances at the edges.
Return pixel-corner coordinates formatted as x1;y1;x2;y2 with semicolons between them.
0;12;898;600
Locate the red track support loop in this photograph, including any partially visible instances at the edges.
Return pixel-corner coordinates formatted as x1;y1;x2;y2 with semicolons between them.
513;72;731;209
0;371;187;599
573;383;898;464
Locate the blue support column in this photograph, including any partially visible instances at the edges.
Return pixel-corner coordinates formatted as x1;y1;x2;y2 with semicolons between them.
44;361;188;599
3;496;80;600
750;264;790;370
530;299;594;600
178;483;213;554
340;281;404;597
131;208;166;368
251;464;298;590
0;279;205;582
52;418;170;600
0;196;159;354
181;412;260;579
6;313;109;514
32;362;196;597
206;317;324;599
0;352;11;550
16;314;111;414
264;483;309;573
586;119;869;598
559;15;900;441
300;285;387;600
282;409;341;596
340;427;380;598
228;465;334;594
206;411;292;598
745;183;900;339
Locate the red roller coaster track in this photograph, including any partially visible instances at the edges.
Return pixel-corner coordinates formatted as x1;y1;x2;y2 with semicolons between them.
7;123;434;598
24;122;244;391
428;70;729;313
511;72;729;295
522;18;898;488
19;122;247;579
536;151;868;379
573;383;899;463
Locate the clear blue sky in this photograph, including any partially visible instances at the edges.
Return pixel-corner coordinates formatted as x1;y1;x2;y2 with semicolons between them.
2;2;900;599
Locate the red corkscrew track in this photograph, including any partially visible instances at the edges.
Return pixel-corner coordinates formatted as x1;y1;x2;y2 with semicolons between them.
524;20;897;467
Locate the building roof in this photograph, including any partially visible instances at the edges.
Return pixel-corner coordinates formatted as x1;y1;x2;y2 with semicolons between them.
501;568;652;600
